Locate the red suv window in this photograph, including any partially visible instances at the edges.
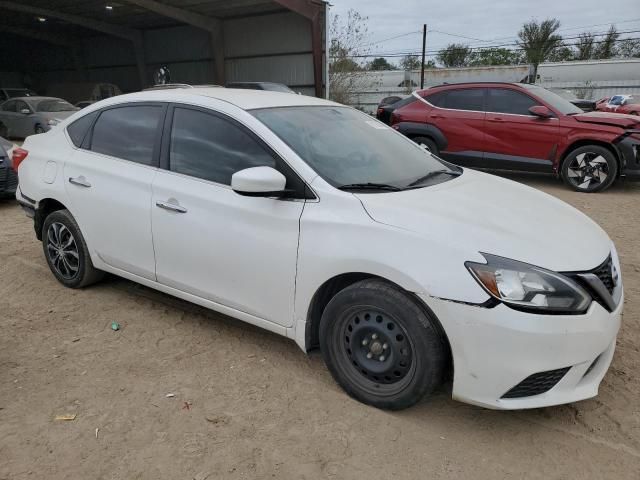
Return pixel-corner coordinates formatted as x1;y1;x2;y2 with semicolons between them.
426;88;485;111
487;88;540;115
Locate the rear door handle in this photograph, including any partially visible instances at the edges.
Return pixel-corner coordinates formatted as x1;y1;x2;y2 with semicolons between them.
156;200;187;213
69;176;91;188
488;117;504;122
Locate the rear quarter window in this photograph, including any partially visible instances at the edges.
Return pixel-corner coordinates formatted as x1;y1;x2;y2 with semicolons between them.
67;111;99;148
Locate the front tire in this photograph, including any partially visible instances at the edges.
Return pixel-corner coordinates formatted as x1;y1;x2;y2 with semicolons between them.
34;124;46;134
319;279;447;410
412;136;439;156
42;209;104;288
561;145;617;193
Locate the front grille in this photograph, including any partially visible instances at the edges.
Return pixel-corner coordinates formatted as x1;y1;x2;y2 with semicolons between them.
501;367;570;399
592;256;614;295
0;166;17;193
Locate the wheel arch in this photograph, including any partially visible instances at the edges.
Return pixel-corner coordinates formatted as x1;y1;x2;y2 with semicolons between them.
304;273;453;371
393;122;448;151
560;139;622;175
35;198;69;240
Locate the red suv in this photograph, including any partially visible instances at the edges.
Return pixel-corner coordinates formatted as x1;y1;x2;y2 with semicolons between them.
389;83;640;192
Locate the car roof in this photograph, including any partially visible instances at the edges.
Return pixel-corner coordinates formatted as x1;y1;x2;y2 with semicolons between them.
98;87;339;110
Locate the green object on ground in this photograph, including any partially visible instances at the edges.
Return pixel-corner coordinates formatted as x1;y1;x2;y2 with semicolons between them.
111;322;120;331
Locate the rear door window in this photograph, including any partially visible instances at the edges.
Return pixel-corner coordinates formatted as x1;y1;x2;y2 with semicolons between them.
428;89;485;111
90;105;164;166
487;88;540;115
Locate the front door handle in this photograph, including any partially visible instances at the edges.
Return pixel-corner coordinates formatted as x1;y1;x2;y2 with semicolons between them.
69;176;91;188
156;200;187;213
488;117;504;122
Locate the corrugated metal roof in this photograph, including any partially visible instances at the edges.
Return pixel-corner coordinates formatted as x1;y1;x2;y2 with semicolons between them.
0;1;291;37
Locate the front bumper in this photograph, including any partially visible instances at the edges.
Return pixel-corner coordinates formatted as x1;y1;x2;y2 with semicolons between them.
421;293;622;410
615;133;640;177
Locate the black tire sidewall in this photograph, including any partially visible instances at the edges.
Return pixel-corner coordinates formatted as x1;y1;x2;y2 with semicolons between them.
561;145;618;193
42;209;94;288
413;136;439;156
319;280;446;410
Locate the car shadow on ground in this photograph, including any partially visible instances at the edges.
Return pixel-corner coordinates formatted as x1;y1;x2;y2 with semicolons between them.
99;272;585;430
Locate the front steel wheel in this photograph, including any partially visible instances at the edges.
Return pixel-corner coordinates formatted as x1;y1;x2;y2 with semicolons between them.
320;279;447;410
561;145;617;193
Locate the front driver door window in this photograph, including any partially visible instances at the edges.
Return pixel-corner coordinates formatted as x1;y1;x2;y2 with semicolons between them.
151;105;306;327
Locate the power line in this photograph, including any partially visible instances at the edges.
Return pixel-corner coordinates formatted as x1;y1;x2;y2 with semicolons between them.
334;35;640;59
362;29;640;58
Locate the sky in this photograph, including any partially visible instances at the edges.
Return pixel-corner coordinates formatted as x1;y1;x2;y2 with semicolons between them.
328;0;640;62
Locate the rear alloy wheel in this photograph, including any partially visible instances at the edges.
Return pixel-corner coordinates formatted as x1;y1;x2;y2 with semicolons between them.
320;279;446;410
413;136;439;156
42;209;104;288
561;145;617;193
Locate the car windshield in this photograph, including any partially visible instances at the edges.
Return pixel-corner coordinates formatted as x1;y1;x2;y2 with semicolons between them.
521;85;583;115
7;89;37;98
36;99;77;112
252;106;459;190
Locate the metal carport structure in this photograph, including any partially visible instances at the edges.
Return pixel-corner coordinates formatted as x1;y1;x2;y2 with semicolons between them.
0;0;327;97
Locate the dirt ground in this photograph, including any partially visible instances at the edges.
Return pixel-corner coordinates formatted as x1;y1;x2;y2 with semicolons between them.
1;173;639;480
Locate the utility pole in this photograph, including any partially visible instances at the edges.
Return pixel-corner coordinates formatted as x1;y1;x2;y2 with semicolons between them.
420;24;427;89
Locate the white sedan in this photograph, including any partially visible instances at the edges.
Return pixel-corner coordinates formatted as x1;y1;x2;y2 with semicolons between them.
12;88;622;410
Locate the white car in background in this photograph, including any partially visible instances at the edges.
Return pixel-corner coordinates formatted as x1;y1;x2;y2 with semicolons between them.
12;88;622;410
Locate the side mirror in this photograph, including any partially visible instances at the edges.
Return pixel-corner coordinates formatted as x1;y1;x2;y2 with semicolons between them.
231;166;287;197
529;105;553;118
20;108;31;115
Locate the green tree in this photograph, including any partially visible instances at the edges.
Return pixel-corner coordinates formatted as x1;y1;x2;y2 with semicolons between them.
575;32;596;60
436;43;472;67
547;45;574;62
399;55;435;71
468;48;522;66
595;25;619;59
517;19;563;82
368;57;395;71
400;55;421;70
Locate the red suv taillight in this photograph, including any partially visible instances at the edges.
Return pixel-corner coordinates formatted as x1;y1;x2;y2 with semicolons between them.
11;147;28;172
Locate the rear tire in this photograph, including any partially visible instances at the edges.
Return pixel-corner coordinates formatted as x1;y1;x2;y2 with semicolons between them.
34;124;45;134
319;279;447;410
412;136;439;156
42;209;104;288
0;122;7;138
561;145;617;193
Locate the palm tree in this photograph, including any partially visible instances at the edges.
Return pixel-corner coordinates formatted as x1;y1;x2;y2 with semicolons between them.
518;19;563;83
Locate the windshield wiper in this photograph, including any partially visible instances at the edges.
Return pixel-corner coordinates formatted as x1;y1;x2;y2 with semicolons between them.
406;169;462;188
338;182;402;192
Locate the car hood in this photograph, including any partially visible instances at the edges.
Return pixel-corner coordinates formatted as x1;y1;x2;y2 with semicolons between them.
355;169;611;272
572;111;640;128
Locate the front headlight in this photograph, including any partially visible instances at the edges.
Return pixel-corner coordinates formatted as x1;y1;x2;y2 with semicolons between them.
466;254;591;314
47;119;60;126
